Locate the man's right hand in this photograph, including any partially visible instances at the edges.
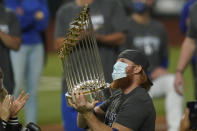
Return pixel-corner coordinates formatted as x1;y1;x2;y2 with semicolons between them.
174;71;184;95
0;95;12;121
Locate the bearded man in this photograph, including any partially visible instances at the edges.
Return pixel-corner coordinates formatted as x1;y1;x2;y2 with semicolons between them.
69;49;156;131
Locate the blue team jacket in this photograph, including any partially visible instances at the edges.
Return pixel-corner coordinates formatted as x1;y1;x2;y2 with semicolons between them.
5;0;49;45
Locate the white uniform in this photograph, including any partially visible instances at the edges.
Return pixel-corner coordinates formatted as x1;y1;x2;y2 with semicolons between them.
149;74;183;131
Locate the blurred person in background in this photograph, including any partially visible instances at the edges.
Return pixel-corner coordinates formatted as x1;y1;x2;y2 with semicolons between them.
0;0;21;94
180;0;197;99
5;0;49;124
121;0;184;130
0;67;29;131
174;2;197;96
119;0;134;16
55;0;128;130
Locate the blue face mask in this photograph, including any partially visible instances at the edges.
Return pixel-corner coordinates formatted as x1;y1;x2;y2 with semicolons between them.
132;2;147;14
112;61;128;81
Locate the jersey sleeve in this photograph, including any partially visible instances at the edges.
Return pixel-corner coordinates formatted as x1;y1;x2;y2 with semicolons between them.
187;5;197;39
0;118;7;131
8;11;21;37
180;1;191;33
7;117;22;131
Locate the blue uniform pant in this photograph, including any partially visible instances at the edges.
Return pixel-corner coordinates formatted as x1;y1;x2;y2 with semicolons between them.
61;93;86;131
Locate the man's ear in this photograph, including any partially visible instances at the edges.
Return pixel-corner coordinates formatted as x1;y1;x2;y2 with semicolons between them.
134;66;142;74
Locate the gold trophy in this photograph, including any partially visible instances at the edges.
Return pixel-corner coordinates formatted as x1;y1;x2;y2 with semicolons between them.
58;5;111;103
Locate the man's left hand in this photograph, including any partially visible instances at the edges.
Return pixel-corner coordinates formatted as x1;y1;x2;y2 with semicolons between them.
10;91;29;118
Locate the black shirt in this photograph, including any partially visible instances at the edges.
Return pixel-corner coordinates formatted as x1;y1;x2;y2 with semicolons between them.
99;87;156;131
0;5;21;94
122;17;168;72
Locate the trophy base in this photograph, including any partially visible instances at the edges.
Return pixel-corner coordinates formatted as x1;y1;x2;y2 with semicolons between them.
65;86;112;105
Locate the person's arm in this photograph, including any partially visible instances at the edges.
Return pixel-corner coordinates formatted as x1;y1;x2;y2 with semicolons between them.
70;90;133;131
0;11;21;51
68;95;105;129
174;37;196;94
77;106;105;128
0;31;21;51
95;33;126;46
176;37;196;73
175;4;197;94
82;111;132;131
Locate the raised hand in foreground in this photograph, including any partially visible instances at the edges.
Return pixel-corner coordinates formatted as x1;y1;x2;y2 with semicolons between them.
10;91;29;118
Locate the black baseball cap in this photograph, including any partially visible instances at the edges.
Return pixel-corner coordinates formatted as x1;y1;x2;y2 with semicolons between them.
118;49;153;86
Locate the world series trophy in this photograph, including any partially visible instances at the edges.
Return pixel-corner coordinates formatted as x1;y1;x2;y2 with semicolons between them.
58;5;112;103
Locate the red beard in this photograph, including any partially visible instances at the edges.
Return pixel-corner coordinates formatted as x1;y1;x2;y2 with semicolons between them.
111;75;133;89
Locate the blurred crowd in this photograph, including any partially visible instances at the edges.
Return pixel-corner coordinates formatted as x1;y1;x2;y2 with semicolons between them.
0;0;197;131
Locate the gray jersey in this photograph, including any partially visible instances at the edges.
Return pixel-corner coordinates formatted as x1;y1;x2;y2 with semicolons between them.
99;87;156;131
123;17;168;72
187;2;197;40
55;0;128;92
0;4;21;94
